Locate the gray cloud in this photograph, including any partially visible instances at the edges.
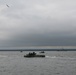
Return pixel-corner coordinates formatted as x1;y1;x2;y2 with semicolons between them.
0;0;76;48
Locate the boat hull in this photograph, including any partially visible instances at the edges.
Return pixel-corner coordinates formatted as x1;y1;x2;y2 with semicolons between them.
24;55;45;58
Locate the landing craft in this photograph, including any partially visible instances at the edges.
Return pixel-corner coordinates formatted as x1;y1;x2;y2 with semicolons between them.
24;52;45;58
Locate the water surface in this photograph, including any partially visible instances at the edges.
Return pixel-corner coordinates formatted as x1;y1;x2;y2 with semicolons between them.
0;51;76;75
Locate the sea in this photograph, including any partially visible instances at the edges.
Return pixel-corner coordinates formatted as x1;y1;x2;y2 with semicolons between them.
0;51;76;75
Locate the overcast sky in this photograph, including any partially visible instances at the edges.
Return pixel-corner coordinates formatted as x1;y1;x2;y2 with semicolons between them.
0;0;76;48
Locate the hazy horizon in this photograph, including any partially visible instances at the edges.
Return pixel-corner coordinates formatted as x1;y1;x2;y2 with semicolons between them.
0;46;76;50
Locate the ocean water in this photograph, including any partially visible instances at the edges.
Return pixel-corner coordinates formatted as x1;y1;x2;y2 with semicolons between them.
0;51;76;75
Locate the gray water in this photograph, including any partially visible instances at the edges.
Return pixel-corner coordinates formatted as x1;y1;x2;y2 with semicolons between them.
0;51;76;75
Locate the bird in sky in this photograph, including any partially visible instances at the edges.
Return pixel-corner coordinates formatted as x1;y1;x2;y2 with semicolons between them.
6;4;9;7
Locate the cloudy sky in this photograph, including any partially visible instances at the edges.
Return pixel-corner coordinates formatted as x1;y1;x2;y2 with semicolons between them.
0;0;76;48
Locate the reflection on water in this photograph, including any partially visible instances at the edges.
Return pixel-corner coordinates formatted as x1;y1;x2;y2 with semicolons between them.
0;51;76;75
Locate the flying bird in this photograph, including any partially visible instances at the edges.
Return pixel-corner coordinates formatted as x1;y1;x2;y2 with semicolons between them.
6;4;9;7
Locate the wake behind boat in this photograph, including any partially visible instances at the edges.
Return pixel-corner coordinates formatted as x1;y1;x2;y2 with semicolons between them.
24;52;45;58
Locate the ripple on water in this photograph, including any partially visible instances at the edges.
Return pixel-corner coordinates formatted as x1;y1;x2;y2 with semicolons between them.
0;55;7;58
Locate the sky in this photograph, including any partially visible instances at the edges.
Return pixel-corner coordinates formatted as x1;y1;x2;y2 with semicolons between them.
0;0;76;48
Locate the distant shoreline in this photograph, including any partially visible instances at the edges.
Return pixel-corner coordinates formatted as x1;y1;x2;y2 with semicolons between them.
0;49;76;51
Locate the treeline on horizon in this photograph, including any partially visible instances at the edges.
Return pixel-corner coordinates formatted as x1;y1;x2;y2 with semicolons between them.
0;49;76;51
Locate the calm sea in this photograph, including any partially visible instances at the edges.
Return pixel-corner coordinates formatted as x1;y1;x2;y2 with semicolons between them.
0;51;76;75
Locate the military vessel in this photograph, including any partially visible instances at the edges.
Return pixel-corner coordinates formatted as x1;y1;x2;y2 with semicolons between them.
24;52;45;58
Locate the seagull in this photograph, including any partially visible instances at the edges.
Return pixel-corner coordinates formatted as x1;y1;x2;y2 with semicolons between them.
6;4;9;7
